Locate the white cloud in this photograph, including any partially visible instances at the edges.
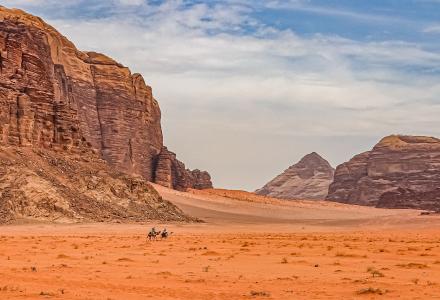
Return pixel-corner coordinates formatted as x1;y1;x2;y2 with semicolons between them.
1;0;78;7
263;0;405;24
117;0;144;5
1;0;45;6
423;24;440;34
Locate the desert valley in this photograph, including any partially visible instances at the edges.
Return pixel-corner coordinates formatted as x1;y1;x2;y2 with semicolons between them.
1;187;440;299
0;4;440;300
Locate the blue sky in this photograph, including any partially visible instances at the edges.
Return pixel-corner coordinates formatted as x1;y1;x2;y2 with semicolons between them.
2;0;440;190
258;1;440;45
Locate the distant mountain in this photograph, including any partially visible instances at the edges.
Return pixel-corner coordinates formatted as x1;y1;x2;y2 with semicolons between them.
327;135;440;211
256;152;335;200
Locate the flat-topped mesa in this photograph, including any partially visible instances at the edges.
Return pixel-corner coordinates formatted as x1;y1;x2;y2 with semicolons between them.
374;135;440;150
256;152;334;200
0;6;211;190
327;135;440;210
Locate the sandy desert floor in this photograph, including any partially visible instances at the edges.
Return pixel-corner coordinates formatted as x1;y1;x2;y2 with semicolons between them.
1;186;440;299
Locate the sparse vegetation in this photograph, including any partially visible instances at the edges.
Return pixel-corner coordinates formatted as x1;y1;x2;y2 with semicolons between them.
250;290;271;297
116;257;134;262
335;252;366;258
356;287;385;295
367;267;384;277
202;266;210;272
396;263;428;269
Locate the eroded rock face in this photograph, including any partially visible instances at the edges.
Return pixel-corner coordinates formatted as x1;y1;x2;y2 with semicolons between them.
0;6;211;190
154;147;213;191
256;152;334;200
377;188;440;211
327;135;440;210
189;169;213;190
0;146;193;224
0;7;162;179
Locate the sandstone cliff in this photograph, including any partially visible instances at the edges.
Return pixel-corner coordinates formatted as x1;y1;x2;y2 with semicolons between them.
256;152;334;200
0;6;212;190
154;147;212;191
327;135;440;210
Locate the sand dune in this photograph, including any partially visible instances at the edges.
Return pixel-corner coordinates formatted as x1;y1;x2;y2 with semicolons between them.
155;185;437;231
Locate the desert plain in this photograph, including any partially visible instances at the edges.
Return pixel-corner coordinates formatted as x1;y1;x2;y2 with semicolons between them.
1;186;440;300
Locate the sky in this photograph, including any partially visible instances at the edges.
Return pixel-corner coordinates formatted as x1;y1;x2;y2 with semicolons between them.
2;0;440;190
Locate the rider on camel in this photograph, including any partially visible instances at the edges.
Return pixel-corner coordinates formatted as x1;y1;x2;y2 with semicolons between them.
150;227;157;236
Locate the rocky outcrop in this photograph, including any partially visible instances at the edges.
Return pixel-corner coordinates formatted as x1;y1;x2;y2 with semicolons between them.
377;188;440;211
327;135;440;210
0;146;193;224
189;169;213;190
256;152;334;200
0;6;211;190
154;147;212;191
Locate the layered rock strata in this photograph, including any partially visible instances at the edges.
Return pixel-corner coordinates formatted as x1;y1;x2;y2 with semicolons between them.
0;6;211;190
155;147;212;191
327;135;440;210
256;152;334;200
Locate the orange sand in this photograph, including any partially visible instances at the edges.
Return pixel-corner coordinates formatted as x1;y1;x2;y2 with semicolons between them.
1;186;440;299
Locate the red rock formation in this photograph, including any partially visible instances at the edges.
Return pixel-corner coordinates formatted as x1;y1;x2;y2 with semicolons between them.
377;188;440;211
256;152;334;200
0;6;211;190
327;135;440;210
189;169;213;190
154;147;212;191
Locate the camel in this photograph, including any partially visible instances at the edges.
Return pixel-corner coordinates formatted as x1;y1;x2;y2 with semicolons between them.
160;231;173;239
147;230;161;241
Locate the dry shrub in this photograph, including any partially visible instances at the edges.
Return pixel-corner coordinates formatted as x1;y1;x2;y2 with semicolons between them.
356;287;385;295
396;263;428;269
250;290;271;297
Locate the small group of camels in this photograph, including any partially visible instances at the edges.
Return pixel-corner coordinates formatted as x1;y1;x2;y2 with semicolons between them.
147;229;172;241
